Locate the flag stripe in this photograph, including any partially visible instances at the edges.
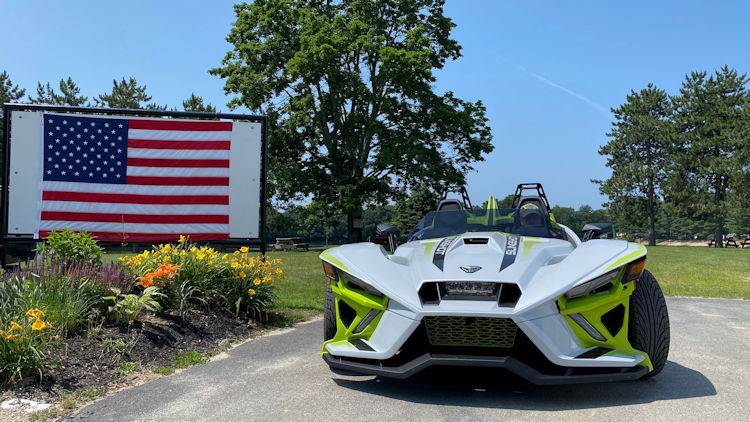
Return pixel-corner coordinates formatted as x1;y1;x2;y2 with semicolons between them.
127;140;231;150
128;120;233;131
38;220;228;234
42;200;228;215
128;130;231;141
41;181;228;196
127;158;229;168
38;231;230;242
42;191;229;205
41;212;228;224
127;148;229;160
127;167;229;178
126;176;229;186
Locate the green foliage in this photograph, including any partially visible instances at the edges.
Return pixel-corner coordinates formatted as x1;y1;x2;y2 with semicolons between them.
95;77;156;109
58;388;98;410
153;366;175;375
0;310;59;384
667;67;749;245
182;93;217;112
103;287;164;325
594;84;671;246
211;0;493;240
395;186;439;235
38;229;103;266
550;205;610;235
170;350;208;369
28;77;88;106
0;274;100;335
117;360;141;375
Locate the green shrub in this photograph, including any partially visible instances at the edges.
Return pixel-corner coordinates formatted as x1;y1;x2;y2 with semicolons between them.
0;309;59;383
0;274;100;335
38;229;103;266
103;287;164;325
153;366;174;375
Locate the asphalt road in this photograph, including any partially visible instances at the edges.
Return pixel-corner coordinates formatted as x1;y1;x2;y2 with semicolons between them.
72;297;749;421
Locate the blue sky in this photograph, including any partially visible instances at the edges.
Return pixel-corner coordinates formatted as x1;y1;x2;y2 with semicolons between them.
2;0;749;208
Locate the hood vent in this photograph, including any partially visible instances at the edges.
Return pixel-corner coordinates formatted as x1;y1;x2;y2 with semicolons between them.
463;238;489;245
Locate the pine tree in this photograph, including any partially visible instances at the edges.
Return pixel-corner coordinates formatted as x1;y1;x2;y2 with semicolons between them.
0;71;26;156
594;84;671;246
668;67;749;247
95;77;153;109
182;93;217;112
53;77;88;106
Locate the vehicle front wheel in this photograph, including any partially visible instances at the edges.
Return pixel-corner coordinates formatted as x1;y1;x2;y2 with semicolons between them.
628;269;670;377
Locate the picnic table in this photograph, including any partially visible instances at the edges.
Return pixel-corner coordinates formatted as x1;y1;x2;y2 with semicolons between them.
707;237;747;248
273;237;309;252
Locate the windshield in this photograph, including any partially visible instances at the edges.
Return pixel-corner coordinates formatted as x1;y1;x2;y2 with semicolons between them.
407;208;565;242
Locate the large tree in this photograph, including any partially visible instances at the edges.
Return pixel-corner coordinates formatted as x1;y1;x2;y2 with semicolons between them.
668;67;749;247
211;0;493;242
594;84;672;246
28;77;88;106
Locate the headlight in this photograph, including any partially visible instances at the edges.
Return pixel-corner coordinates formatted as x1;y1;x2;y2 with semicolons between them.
565;268;621;299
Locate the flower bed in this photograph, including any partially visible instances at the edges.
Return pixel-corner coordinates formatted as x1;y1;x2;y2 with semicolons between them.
0;232;284;390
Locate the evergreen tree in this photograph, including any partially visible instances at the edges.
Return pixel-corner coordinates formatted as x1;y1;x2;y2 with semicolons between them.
53;77;87;106
182;93;217;112
95;77;153;109
594;84;671;246
667;67;749;247
395;186;439;235
28;82;57;104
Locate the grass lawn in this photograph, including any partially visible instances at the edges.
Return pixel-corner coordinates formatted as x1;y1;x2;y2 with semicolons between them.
645;246;750;300
105;244;748;327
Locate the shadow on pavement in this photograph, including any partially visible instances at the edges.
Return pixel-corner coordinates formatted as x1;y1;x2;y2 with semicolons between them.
332;361;715;410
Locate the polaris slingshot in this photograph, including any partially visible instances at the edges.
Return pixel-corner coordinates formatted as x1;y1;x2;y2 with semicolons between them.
320;184;670;384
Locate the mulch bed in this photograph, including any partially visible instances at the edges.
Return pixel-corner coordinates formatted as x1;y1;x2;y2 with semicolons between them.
0;310;260;409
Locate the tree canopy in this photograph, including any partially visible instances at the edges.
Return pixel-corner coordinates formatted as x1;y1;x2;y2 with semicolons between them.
28;77;88;106
211;0;493;241
182;93;217;112
95;77;158;109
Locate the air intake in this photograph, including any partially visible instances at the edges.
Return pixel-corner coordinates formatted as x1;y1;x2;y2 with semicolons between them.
423;316;517;348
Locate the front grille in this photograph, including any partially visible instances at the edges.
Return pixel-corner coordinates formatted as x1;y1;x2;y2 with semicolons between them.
423;316;517;348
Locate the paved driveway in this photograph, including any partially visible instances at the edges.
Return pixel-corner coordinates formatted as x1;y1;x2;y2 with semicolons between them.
71;297;749;421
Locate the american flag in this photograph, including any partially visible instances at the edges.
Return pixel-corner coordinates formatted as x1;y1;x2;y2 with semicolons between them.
36;113;232;242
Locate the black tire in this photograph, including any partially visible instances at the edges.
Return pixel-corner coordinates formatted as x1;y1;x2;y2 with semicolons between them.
324;282;337;341
628;269;670;377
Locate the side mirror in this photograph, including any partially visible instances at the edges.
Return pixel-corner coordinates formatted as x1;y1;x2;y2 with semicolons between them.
375;224;400;252
581;223;614;241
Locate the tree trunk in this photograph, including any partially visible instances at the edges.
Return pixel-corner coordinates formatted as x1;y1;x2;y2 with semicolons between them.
346;211;363;244
714;220;724;249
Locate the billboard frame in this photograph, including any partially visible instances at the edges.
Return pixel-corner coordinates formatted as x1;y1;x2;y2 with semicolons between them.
1;103;268;264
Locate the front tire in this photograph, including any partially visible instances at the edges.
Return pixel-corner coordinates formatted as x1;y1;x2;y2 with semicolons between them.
628;269;670;377
324;282;336;341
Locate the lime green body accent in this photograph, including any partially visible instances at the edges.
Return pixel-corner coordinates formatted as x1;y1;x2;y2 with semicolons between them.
549;213;556;222
321;273;389;355
421;239;440;258
604;244;646;271
557;267;653;371
320;249;349;272
521;237;542;258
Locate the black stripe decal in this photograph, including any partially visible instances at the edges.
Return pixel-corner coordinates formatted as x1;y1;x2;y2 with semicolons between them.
499;235;519;272
432;237;456;271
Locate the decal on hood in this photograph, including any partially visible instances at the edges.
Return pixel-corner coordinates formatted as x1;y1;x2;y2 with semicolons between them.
499;235;519;272
432;237;456;271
